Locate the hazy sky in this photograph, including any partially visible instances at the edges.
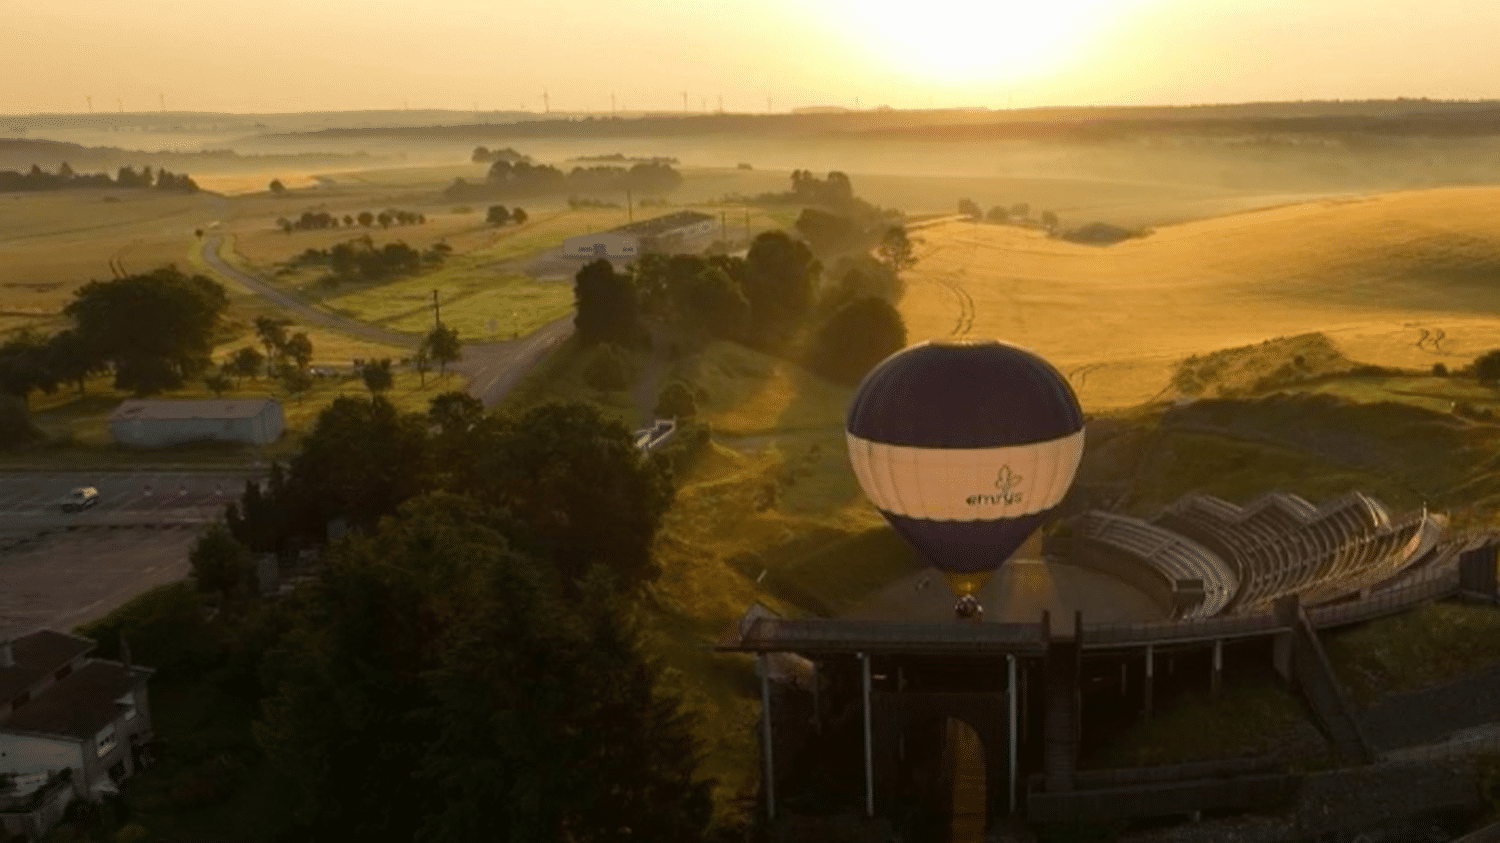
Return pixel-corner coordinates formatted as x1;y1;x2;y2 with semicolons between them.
7;0;1500;114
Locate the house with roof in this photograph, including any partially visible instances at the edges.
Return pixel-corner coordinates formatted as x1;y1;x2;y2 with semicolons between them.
108;397;285;448
561;210;717;261
1;631;154;840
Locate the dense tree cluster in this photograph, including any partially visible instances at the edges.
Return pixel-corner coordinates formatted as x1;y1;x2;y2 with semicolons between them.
574;230;819;353
0;162;199;192
470;145;530;164
445;158;682;201
277;208;425;233
2;267;232;400
484;204;529;225
806;296;908;386
290;236;447;284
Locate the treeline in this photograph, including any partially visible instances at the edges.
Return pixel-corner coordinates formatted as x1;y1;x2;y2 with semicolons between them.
572;153;679;165
574;225;912;389
276;208;426;233
289;235;450;284
444;157;682;201
0;162;199;192
0;266;227;407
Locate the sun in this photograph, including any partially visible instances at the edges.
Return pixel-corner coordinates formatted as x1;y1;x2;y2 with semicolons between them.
833;0;1119;85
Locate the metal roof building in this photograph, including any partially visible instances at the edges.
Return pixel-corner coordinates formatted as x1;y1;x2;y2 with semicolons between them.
108;398;285;448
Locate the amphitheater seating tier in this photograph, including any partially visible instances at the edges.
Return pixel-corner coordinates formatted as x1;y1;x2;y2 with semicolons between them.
1069;491;1438;618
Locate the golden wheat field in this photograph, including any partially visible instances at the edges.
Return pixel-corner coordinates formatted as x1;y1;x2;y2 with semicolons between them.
901;186;1500;409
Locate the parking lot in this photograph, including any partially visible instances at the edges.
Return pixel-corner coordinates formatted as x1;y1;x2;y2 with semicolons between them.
0;471;264;639
0;470;261;531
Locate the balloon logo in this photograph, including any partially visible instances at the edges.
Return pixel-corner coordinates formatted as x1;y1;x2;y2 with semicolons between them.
846;339;1085;617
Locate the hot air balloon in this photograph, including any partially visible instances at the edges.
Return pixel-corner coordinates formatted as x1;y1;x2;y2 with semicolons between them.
846;339;1085;619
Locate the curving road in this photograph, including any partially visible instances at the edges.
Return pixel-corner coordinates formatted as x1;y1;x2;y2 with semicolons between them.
198;233;574;407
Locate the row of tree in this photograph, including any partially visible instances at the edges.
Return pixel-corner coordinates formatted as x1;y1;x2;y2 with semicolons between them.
291;236;449;283
484;205;529;226
276;208;426;233
445;159;683;201
958;198;1059;229
0;163;199;192
469;145;529;164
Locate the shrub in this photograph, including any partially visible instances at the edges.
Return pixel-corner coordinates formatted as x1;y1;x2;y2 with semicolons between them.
808;297;908;386
655;380;697;419
583;343;631;391
1433;362;1449;376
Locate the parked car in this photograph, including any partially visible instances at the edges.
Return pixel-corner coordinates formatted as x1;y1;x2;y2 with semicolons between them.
60;487;100;513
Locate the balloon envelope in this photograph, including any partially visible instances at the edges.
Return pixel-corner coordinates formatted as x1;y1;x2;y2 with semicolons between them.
846;340;1085;590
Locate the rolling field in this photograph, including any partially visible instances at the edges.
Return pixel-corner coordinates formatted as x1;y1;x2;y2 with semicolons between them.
901;186;1500;410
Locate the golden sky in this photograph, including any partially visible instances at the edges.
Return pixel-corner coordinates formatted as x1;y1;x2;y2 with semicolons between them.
7;0;1500;114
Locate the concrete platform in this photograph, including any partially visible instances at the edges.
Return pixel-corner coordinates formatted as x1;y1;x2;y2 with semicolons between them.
843;558;1167;636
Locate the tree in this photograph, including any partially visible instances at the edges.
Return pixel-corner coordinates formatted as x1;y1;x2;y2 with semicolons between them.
189;522;256;603
452;401;674;593
270;179;286;194
1434;362;1449;377
277;363;314;403
64;267;229;396
413;346;432;388
876;226;918;275
583;343;631;391
740;230;819;349
204;372;233;397
343;214;354;226
45;329;101;395
573;259;640;347
284;332;314;370
254;316;291;375
1474;350;1500;384
377;212;392;229
958;198;981;220
655;380;696;419
287;395;431;533
0;394;43;451
1011;202;1030;219
510;207;527;224
426;391;484;438
485;205;510;226
422;325;462;376
986;205;1009;223
357;211;374;228
809;296;908;386
361;359;394;394
1040;210;1059;231
226;346;265;386
0;330;60;402
252;494;711;843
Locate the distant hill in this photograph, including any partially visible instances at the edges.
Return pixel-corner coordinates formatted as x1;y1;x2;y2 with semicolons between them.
237;99;1500;144
0;138;378;173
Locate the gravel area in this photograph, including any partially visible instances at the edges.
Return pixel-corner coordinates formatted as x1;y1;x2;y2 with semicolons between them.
1116;759;1483;843
1357;662;1500;752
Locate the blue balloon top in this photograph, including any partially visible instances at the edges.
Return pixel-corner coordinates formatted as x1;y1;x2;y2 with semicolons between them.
846;339;1084;449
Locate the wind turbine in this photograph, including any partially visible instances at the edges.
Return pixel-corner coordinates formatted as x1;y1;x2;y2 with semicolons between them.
542;90;550;113
681;90;688;112
86;95;92;113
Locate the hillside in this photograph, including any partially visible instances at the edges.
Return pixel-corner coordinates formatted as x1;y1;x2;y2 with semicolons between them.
901;186;1500;408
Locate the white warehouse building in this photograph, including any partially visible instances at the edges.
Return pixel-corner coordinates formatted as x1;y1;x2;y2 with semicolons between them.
562;232;640;259
108;398;285;448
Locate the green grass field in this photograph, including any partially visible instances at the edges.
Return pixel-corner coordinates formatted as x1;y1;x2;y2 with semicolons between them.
1324;601;1500;704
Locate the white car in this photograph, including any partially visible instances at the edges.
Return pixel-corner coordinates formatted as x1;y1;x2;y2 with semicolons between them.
59;487;100;513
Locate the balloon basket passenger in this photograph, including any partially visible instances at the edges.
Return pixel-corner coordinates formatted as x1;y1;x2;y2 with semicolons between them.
954;594;983;621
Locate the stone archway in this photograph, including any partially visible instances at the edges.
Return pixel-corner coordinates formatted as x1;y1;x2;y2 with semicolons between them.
873;692;1010;826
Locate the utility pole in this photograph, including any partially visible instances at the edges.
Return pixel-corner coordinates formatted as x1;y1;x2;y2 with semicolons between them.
855;95;860;110
717;94;723;113
542;90;550;113
681;90;688;112
118;98;123;113
721;210;727;241
86;96;92;113
159;93;165;112
611;92;616;115
626;188;633;223
432;290;441;327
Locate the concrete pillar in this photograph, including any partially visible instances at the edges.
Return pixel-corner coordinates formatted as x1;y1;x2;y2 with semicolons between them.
1020;663;1028;746
1144;644;1154;718
810;660;821;735
1121;661;1128;699
1272;595;1300;683
1008;654;1018;815
1211;639;1224;696
759;653;776;822
861;652;874;818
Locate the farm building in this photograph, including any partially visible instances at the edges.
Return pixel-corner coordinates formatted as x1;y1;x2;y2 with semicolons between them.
617;210;716;252
561;232;640;259
108;398;285;448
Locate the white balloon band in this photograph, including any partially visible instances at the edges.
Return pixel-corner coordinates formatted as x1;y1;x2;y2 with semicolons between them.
846;429;1086;521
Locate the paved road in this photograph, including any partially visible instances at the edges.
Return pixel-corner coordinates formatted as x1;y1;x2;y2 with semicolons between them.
199;234;575;407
